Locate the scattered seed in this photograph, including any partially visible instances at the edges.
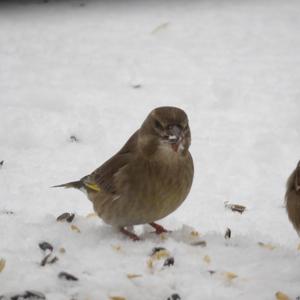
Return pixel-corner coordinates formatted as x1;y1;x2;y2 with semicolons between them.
224;202;246;214
58;271;78;281
224;271;238;281
151;249;170;260
167;293;181;300
56;212;75;222
70;224;81;233
203;255;211;265
6;290;46;300
39;241;54;252
40;253;58;266
157;232;168;241
150;247;167;256
190;230;200;237
111;245;122;252
208;270;216;275
70;135;79;142
132;84;141;89
0;161;3;167
224;228;231;239
67;214;75;222
151;22;170;34
0;210;14;215
190;240;207;247
163;257;175;267
59;247;66;254
109;297;126;300
275;291;290;300
147;258;154;269
0;258;6;272
258;242;276;250
126;273;142;279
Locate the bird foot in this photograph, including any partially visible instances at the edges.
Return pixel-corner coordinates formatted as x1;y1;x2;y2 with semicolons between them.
120;227;140;241
149;222;170;235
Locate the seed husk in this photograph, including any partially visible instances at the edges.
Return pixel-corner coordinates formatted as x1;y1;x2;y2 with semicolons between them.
58;271;78;281
39;241;54;252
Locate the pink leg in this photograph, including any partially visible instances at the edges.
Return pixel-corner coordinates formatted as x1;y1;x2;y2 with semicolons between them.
149;222;169;234
120;227;140;241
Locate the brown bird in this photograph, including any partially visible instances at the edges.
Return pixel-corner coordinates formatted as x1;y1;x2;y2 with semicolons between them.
285;160;300;235
54;106;194;240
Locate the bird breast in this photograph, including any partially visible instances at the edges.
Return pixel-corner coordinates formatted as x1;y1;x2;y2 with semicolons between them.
118;153;193;224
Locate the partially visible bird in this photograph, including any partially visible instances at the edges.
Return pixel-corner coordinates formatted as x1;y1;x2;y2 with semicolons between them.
53;106;194;240
285;160;300;235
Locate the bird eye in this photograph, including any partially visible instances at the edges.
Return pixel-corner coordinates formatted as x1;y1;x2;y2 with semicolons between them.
155;120;164;130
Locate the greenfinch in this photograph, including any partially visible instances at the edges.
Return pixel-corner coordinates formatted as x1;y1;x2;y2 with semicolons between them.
54;106;194;240
285;160;300;235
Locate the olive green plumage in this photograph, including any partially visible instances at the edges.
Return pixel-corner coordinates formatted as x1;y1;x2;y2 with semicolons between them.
285;160;300;235
54;106;194;239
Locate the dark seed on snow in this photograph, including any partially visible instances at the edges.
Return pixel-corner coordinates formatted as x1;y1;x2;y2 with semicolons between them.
66;214;75;222
224;202;246;214
150;247;167;256
224;228;231;239
70;135;79;142
0;210;14;215
132;84;142;89
167;293;181;300
9;290;46;300
40;253;58;267
39;242;54;252
58;271;78;281
0;161;4;167
163;257;175;267
190;240;207;247
56;212;75;223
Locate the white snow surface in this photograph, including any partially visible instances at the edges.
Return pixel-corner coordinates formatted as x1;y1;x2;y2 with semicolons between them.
1;0;300;299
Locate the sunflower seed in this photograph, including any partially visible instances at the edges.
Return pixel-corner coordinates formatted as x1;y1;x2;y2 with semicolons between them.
163;257;175;267
224;228;231;239
39;242;53;252
40;253;58;266
58;271;78;281
167;293;181;300
56;213;75;223
150;247;167;256
190;240;207;247
4;290;46;300
70;135;79;143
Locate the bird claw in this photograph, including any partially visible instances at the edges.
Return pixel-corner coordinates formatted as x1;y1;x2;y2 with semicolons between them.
120;227;140;241
149;222;170;235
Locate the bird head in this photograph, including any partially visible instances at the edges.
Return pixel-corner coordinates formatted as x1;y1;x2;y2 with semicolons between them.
138;106;191;158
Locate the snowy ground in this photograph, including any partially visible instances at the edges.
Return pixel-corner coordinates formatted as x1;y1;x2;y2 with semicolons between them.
1;0;300;299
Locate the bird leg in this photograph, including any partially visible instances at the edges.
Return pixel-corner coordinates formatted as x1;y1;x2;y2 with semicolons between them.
149;222;169;234
120;227;140;241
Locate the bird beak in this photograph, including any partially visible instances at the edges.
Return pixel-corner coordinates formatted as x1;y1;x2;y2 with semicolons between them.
166;125;183;152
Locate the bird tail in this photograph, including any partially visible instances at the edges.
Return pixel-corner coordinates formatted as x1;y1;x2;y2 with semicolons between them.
52;180;83;190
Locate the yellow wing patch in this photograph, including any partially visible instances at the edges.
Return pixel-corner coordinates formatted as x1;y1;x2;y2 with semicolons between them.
84;182;101;192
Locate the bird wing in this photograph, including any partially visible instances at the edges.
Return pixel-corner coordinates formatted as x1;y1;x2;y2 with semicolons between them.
87;130;139;195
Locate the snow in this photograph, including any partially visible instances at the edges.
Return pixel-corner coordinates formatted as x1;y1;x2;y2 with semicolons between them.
1;0;300;299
